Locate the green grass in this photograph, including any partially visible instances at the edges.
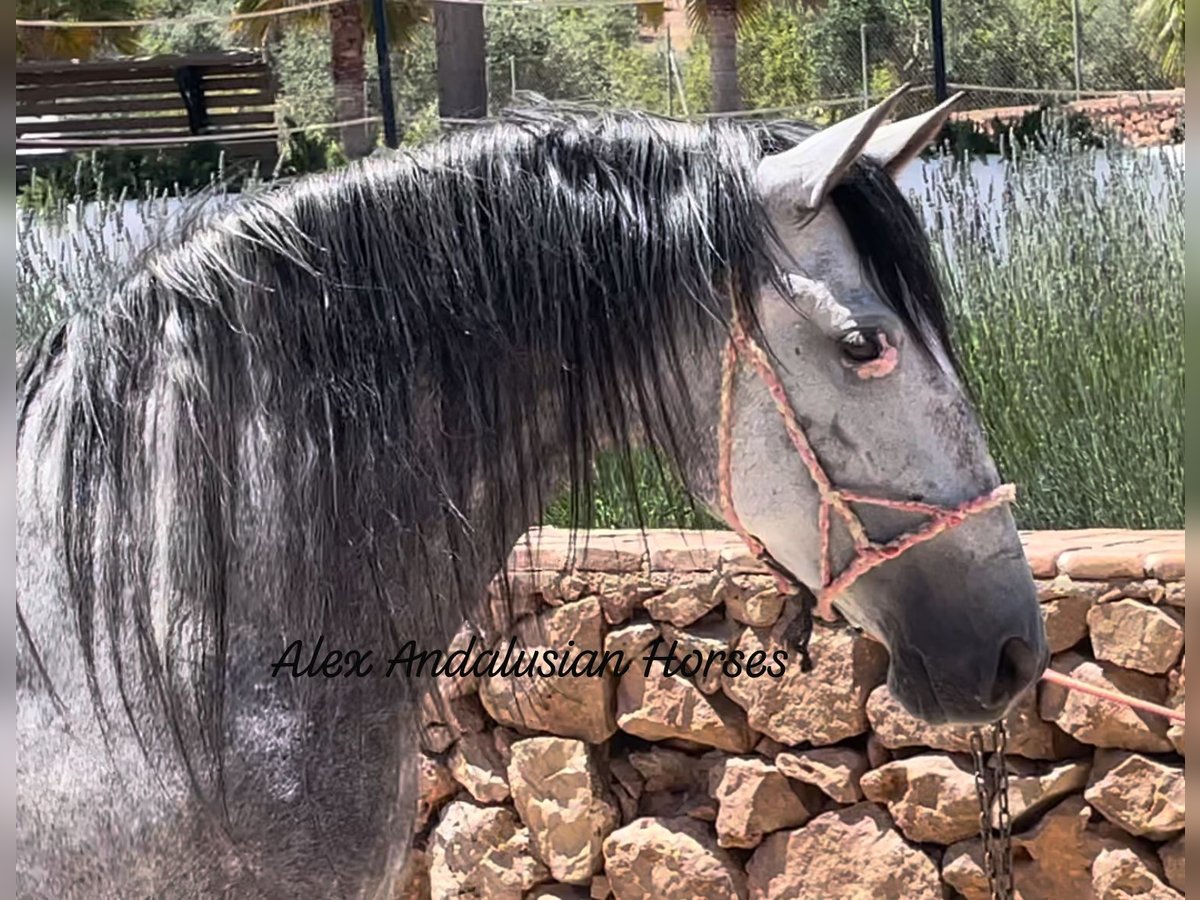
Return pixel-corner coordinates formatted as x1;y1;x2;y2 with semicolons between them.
16;138;1183;532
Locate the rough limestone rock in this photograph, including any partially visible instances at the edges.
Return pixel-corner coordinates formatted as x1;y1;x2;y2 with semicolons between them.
1092;847;1182;900
417;754;459;831
939;841;993;900
746;802;941;899
420;724;455;755
602;816;747;900
860;753;1090;845
724;615;888;746
485;570;543;633
643;574;723;627
597;576;663;626
1084;751;1185;840
1162;582;1185;609
427;801;549;900
1042;593;1091;652
1158;835;1184;891
528;886;591;900
713;575;784;629
1036;575;1116;604
604;621;660;671
617;663;756;753
1037;577;1107;651
507;737;620;885
448;732;510;803
945;796;1157;900
438;620;485;699
774;746;869;804
1165;662;1185;756
708;756;823;849
1087;599;1184;674
1039;652;1174;752
479;597;618;743
866;683;1082;760
661;620;738;694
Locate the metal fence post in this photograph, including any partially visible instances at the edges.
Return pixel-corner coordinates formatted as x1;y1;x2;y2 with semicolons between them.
930;0;948;102
373;0;397;148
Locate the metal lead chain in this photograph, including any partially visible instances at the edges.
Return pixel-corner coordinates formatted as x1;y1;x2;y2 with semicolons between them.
970;721;1015;900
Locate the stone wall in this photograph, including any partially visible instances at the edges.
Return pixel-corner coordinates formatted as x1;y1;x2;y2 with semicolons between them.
403;528;1185;899
952;89;1185;147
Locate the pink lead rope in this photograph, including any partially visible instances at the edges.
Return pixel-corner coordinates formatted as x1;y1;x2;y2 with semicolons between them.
716;307;1186;725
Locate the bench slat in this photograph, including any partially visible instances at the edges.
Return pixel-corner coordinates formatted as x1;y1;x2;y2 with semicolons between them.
17;72;274;103
18;110;277;136
19;92;274;117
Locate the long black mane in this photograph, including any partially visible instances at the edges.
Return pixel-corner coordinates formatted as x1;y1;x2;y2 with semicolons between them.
16;108;953;788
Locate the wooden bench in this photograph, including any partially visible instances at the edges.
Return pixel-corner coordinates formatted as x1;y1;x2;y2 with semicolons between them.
17;50;279;182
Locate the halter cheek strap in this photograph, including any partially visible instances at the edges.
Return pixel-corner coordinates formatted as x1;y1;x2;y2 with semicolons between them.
717;307;1016;623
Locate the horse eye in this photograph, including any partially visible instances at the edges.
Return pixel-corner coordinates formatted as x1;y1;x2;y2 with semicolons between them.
839;328;884;364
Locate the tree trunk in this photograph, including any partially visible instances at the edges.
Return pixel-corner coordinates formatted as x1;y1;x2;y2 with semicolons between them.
708;0;742;113
329;0;370;158
434;0;488;121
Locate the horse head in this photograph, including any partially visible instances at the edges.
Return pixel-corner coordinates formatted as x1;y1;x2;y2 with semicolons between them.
711;87;1049;724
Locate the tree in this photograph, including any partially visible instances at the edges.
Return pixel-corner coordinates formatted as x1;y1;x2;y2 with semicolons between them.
233;0;439;157
682;1;826;114
680;0;759;111
17;0;140;60
1136;0;1184;84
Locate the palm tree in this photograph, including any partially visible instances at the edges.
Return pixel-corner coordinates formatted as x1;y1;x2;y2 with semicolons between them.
678;0;756;112
17;0;140;60
682;0;821;114
1136;0;1184;85
234;0;483;158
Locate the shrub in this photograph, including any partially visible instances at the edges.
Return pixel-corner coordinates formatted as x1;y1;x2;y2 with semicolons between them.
921;137;1183;529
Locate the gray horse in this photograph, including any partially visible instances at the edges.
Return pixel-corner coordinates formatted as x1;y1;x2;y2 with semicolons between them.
16;91;1047;897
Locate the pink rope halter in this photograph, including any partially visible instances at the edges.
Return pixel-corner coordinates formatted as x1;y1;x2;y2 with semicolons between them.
717;306;1015;623
716;306;1186;727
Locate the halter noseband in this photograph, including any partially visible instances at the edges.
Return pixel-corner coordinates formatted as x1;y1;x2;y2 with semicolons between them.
717;306;1016;625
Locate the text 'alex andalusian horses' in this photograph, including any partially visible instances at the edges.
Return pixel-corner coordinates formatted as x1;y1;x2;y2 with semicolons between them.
16;89;1048;897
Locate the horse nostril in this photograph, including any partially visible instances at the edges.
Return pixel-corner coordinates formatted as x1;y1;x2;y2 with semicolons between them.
989;636;1044;707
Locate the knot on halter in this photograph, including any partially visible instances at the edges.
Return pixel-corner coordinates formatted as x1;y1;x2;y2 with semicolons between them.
717;309;1016;652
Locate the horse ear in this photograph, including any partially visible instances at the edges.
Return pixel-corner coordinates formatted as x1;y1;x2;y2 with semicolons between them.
756;84;911;212
863;92;965;176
